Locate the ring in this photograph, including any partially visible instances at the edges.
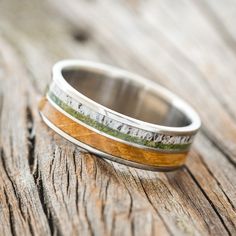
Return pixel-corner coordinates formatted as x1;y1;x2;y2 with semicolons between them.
39;60;201;171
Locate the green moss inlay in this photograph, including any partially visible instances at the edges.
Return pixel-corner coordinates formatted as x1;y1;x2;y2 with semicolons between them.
48;91;190;151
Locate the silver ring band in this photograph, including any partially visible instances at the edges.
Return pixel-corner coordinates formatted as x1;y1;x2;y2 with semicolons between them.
39;60;201;171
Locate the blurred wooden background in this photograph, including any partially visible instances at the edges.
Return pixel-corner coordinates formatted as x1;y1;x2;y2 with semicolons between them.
0;0;236;235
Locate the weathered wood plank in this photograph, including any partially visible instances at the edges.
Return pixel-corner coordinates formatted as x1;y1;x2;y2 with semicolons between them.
0;38;51;235
0;0;235;235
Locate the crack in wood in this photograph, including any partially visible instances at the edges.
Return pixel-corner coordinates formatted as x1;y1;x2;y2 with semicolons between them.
26;105;36;172
32;161;55;236
138;177;174;236
72;150;80;214
196;151;236;213
110;165;173;235
82;184;94;236
169;170;213;234
0;94;3;136
26;210;35;236
184;167;231;236
4;188;17;236
1;148;26;221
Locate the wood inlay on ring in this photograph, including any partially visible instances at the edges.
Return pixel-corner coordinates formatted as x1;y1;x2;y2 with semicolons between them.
39;98;188;168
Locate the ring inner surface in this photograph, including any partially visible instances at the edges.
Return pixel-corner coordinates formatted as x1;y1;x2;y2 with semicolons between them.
62;68;191;127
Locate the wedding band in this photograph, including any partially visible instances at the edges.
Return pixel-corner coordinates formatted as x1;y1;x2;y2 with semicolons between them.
39;60;201;171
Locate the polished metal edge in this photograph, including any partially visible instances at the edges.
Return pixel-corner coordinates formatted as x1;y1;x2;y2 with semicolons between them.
40;111;184;172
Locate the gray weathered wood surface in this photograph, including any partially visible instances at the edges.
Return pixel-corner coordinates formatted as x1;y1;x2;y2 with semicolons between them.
0;0;235;235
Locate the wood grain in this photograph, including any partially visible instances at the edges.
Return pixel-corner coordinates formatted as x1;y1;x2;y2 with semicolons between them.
39;99;187;169
0;0;235;235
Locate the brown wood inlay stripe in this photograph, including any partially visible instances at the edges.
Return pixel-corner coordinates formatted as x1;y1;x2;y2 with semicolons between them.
39;99;188;168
